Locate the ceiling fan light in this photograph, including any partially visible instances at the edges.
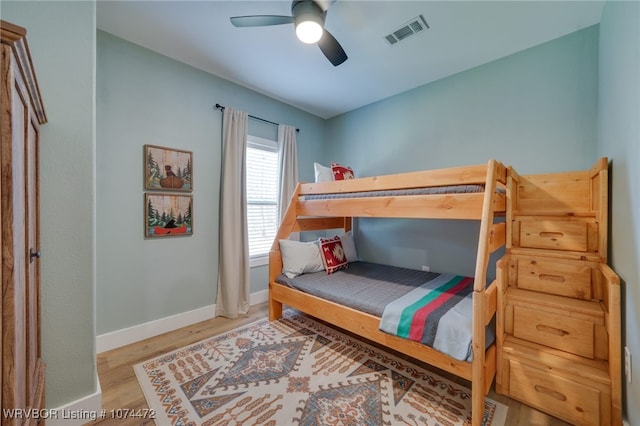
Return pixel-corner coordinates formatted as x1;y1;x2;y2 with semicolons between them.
296;21;323;44
296;18;323;44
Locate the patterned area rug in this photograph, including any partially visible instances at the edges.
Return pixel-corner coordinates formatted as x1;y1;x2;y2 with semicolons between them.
134;312;507;426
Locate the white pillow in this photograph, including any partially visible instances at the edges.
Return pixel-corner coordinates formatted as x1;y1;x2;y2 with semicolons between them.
339;231;359;262
314;162;333;183
279;239;325;278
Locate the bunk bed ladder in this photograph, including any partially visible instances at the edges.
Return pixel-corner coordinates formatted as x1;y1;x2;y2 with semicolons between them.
471;159;506;426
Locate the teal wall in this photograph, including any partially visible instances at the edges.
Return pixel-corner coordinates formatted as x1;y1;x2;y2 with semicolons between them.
598;1;640;423
2;1;97;409
326;26;599;177
325;26;599;278
96;32;325;334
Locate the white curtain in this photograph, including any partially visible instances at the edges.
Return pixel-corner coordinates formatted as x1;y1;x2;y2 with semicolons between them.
217;107;249;318
278;124;298;221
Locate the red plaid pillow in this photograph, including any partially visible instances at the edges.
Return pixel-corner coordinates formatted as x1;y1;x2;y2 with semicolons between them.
331;162;355;180
319;236;348;274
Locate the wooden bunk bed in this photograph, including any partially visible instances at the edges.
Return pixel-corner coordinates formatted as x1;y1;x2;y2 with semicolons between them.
269;159;508;426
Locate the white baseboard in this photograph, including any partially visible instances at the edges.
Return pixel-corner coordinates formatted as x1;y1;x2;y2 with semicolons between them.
250;289;269;306
97;290;270;353
46;380;102;426
97;304;216;353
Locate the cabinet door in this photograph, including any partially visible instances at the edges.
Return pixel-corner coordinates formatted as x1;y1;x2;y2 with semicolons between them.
1;44;44;421
2;45;29;415
26;104;43;413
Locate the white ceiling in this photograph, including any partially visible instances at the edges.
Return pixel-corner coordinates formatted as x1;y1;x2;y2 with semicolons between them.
97;0;605;119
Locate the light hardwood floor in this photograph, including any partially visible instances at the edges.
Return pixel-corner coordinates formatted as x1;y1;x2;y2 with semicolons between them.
89;302;570;426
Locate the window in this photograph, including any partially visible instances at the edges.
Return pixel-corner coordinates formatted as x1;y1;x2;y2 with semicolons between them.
246;135;279;264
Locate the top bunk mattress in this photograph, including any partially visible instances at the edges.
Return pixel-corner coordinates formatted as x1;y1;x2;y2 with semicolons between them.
301;184;486;200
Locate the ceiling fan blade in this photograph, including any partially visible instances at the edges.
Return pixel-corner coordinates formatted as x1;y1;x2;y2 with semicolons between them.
317;29;348;66
230;15;294;27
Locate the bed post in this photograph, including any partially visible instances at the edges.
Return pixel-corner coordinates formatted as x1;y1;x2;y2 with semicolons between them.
268;185;302;321
268;250;283;320
505;166;519;249
470;159;502;426
494;254;510;394
343;216;352;233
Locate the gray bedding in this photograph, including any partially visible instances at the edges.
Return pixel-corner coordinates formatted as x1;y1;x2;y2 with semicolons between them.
275;261;441;317
301;184;485;200
275;260;495;361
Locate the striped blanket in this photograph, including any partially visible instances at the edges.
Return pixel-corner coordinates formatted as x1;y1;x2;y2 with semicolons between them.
379;274;475;361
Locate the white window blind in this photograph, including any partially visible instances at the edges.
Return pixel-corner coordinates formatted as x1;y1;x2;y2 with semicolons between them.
246;135;279;258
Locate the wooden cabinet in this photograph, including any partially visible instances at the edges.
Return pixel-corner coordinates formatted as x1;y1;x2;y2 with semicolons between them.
496;159;622;425
1;20;47;424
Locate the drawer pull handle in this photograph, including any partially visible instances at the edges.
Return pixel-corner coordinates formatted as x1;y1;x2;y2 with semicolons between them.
539;231;564;240
534;384;567;401
538;273;565;283
536;324;569;336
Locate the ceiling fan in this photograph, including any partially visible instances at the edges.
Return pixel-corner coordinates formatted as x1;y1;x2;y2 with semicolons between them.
230;0;348;67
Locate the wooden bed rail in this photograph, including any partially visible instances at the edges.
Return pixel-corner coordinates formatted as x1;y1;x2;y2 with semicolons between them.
299;161;506;195
270;184;302;253
296;160;507;220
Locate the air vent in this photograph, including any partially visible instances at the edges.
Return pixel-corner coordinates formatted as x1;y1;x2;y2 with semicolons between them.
384;15;429;46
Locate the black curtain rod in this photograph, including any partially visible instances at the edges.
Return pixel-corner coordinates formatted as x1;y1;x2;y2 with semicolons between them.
215;103;299;132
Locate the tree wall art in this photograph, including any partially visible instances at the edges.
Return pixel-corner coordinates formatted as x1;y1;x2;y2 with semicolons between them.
144;144;192;192
145;193;193;238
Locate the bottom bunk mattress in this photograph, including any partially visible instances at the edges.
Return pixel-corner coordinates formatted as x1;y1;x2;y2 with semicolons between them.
275;261;495;362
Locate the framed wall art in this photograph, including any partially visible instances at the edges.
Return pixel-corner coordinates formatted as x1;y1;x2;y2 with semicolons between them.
145;193;193;238
144;144;192;192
